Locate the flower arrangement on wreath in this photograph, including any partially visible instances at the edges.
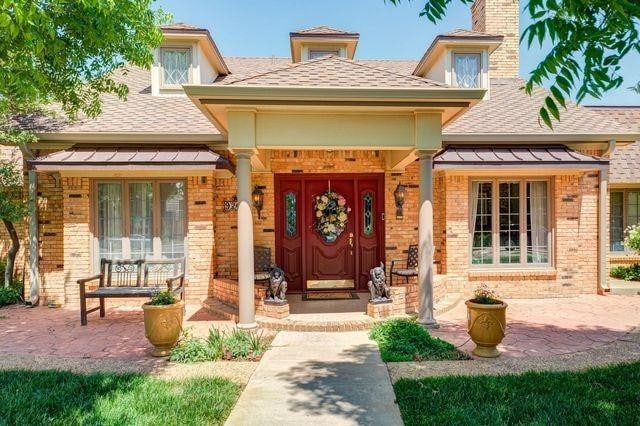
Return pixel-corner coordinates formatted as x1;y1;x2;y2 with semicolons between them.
314;190;350;243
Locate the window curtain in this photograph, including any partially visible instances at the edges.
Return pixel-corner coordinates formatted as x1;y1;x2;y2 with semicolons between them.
129;183;153;259
160;182;185;259
470;181;480;235
529;181;548;263
97;183;123;259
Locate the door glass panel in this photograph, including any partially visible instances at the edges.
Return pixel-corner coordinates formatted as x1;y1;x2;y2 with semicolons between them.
129;182;153;259
363;191;374;236
285;191;297;237
160;182;186;259
499;182;520;264
97;183;123;259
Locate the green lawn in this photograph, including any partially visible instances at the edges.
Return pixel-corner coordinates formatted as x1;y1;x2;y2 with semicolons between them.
369;318;468;362
394;362;640;425
0;369;240;425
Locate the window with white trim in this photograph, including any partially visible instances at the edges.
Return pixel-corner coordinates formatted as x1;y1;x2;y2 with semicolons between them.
470;179;551;266
308;49;340;59
94;180;186;264
162;48;191;85
610;189;640;252
453;53;481;88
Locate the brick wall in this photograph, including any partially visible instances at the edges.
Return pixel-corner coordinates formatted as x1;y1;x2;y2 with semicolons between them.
441;172;600;299
471;0;520;77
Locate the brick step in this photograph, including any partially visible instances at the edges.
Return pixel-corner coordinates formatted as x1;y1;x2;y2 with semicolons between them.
434;292;463;315
255;314;405;332
202;298;239;322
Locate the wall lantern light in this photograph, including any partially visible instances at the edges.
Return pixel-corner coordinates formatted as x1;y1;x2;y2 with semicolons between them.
252;186;265;219
394;183;406;219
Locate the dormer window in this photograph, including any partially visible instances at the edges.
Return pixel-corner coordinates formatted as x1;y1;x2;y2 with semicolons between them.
162;47;191;86
453;53;481;88
308;49;340;59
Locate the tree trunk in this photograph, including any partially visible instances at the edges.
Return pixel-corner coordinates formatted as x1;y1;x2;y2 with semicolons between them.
3;219;19;288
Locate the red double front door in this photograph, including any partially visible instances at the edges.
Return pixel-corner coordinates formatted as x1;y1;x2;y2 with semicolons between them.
275;174;385;293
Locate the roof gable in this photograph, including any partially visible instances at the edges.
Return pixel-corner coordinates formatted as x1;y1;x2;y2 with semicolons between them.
216;55;446;88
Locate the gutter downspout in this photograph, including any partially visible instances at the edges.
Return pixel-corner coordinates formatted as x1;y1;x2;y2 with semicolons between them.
18;143;40;306
598;139;615;293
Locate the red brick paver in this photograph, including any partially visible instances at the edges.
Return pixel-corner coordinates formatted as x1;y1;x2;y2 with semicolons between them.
1;295;639;361
0;305;234;360
431;295;640;358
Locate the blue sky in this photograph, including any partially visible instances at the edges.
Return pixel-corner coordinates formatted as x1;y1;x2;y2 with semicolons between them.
156;0;639;106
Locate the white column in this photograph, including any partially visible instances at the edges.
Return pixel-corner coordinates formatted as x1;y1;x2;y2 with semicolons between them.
28;169;40;305
598;165;609;292
236;152;257;329
417;150;438;328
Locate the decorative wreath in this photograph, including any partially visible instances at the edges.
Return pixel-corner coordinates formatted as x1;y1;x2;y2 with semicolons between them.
314;190;350;243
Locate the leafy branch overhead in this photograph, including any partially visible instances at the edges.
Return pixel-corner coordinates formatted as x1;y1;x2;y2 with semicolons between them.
388;0;640;128
0;0;170;141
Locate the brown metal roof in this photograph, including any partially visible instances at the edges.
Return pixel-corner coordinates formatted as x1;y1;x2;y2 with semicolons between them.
434;145;609;169
29;146;232;171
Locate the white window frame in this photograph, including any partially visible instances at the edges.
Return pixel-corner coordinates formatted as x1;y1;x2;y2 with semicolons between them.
308;48;341;59
610;188;640;253
452;51;483;88
160;47;192;88
469;177;553;269
91;179;188;272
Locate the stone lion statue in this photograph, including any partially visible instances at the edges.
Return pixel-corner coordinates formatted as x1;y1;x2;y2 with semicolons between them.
265;266;288;303
368;262;391;303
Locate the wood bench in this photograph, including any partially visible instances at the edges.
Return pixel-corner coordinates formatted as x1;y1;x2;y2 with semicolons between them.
78;258;185;325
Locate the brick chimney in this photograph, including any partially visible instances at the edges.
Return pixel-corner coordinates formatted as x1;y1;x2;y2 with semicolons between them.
471;0;519;77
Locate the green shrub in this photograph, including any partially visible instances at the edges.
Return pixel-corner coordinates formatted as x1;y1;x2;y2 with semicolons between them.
610;264;640;281
625;224;640;253
0;280;23;307
170;327;269;363
148;290;177;306
169;329;222;363
369;318;469;362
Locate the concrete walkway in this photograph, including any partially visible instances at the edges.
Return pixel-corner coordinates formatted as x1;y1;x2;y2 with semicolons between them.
225;331;403;426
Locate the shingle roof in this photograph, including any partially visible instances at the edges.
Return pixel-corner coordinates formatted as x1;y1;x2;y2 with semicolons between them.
586;106;640;184
160;22;206;31
25;67;220;136
444;78;635;138
291;26;358;36
443;28;502;38
215;55;446;88
434;145;608;169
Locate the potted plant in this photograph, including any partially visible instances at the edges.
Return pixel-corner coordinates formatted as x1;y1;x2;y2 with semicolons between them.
465;284;507;358
142;291;184;357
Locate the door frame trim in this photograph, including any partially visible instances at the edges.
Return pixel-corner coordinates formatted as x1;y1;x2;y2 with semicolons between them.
274;172;385;293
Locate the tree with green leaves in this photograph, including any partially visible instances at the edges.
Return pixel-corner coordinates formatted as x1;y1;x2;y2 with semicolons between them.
0;0;170;145
0;0;169;290
389;0;640;127
0;159;26;288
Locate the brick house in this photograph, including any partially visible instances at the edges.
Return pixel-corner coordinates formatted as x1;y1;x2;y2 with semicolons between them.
1;0;638;328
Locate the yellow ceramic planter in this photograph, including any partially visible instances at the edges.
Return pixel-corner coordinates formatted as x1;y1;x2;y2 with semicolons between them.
142;300;184;357
465;300;507;358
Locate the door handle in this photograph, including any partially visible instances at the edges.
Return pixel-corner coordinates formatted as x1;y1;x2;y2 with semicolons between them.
348;232;354;247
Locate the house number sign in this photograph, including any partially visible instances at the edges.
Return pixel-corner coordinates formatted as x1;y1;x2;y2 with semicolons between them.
223;195;238;212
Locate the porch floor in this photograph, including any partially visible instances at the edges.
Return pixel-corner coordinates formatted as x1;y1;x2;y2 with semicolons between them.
1;295;639;362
